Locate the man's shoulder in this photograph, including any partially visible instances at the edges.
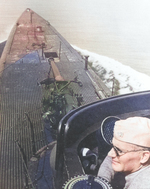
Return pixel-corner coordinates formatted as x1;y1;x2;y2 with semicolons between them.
137;165;150;178
128;165;150;188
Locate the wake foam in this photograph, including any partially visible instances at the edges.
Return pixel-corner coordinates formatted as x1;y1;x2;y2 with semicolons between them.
73;45;150;95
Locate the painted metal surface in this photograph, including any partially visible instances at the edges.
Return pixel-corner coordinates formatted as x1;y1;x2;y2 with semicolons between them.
0;8;111;189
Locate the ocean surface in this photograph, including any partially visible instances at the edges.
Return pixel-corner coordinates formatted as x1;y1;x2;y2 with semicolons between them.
73;45;150;94
1;0;150;94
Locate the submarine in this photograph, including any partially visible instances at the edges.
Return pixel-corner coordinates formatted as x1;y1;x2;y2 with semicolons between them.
0;8;150;189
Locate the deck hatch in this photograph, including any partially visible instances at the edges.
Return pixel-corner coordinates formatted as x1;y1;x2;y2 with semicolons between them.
44;52;58;58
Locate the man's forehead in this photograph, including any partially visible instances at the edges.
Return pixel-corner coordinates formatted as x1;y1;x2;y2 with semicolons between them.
112;137;136;150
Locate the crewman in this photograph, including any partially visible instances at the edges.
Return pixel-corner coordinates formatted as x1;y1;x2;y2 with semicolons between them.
98;117;150;188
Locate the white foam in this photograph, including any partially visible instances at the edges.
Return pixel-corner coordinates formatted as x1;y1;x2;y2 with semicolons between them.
72;45;150;95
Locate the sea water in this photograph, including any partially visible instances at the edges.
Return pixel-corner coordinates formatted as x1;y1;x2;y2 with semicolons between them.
73;45;150;94
1;0;150;94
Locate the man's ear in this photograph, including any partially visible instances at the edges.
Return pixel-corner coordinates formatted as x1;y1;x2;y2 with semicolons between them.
140;151;150;164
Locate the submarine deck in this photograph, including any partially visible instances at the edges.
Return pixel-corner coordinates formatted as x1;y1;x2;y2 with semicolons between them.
0;8;111;189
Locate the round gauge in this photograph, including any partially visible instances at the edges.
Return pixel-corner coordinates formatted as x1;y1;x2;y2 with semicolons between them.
63;175;112;189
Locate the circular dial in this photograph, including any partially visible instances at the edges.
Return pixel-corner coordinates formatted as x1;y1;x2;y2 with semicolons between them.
63;175;112;189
